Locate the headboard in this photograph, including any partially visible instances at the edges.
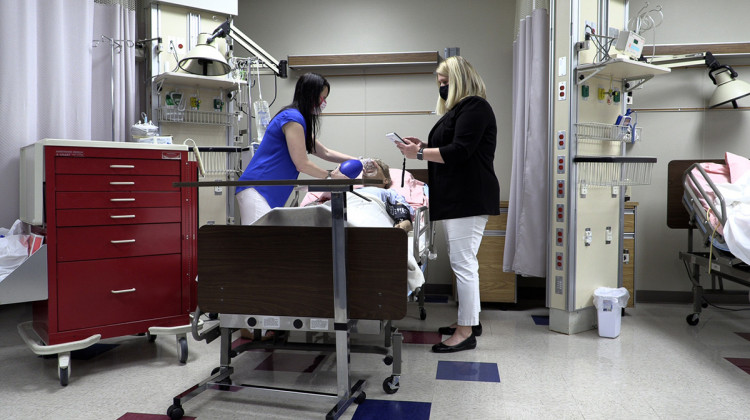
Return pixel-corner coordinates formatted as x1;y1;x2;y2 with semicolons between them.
666;159;723;229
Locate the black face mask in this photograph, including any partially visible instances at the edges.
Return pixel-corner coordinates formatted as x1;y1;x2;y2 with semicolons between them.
439;85;449;101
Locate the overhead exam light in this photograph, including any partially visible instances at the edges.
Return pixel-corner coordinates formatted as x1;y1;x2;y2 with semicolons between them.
178;33;231;76
207;19;288;78
705;52;750;108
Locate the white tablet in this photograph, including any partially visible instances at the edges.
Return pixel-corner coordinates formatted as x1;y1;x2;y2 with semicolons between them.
386;132;407;144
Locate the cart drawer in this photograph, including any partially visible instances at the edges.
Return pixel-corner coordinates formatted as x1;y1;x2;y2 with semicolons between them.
55;157;180;176
56;191;181;209
57;254;182;331
54;174;180;192
56;207;181;227
56;223;181;261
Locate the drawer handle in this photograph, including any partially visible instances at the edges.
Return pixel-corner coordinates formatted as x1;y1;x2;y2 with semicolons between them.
110;239;136;244
110;198;135;202
110;215;136;219
110;165;135;169
111;288;136;294
110;181;135;185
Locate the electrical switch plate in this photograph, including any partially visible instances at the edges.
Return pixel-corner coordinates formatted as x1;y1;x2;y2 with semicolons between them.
556;228;564;246
556;204;565;222
558;81;567;101
556;180;565;198
605;226;612;244
558;56;567;76
556;155;566;174
557;131;566;150
555;252;564;271
622;249;630;264
612;186;619;197
584;228;592;246
580;184;588;198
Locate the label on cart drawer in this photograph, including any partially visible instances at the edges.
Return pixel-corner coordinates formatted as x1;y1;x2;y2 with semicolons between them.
310;318;329;330
262;316;281;329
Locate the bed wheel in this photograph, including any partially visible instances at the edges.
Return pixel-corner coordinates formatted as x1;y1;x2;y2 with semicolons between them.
686;313;700;326
382;375;400;394
167;404;184;419
177;337;188;363
354;391;367;404
419;307;427;320
58;366;69;387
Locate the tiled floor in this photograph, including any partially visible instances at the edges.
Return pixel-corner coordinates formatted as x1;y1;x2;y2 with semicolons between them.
1;299;750;419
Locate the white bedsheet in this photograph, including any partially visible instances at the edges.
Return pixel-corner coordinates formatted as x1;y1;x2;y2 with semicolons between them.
716;170;750;265
330;192;426;292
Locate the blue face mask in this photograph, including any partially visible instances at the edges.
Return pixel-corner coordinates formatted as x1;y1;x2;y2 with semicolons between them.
439;85;449;100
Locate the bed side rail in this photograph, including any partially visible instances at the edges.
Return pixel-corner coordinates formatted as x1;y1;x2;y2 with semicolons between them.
682;163;728;230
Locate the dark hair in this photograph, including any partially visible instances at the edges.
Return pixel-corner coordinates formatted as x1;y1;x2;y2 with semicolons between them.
278;72;329;153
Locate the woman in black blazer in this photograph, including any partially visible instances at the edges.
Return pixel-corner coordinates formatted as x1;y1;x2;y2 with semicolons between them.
397;56;500;353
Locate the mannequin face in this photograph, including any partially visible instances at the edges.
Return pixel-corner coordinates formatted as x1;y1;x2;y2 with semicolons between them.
363;162;390;188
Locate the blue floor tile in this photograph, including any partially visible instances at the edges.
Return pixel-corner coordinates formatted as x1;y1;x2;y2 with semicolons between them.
436;360;500;383
532;315;549;325
352;399;431;420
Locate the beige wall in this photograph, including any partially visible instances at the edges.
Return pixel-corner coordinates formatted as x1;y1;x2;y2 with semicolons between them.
627;0;750;292
236;0;517;285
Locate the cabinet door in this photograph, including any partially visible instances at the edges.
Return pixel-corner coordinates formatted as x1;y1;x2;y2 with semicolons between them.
622;238;635;308
478;235;516;302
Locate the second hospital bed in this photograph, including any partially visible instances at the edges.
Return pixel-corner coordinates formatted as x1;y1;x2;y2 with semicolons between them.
668;154;750;325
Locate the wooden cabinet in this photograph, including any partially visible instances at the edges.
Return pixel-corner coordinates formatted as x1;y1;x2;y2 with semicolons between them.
29;140;197;345
477;202;516;303
622;202;637;308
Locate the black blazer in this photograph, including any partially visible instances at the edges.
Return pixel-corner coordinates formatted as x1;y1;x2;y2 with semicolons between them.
427;96;500;221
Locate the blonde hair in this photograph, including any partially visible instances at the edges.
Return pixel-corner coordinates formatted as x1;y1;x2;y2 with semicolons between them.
435;56;487;115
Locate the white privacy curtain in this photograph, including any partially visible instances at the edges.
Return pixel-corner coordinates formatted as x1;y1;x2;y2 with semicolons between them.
0;0;94;227
504;7;550;277
92;0;137;142
0;0;137;227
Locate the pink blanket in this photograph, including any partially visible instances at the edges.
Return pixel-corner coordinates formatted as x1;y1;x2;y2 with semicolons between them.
690;152;750;234
300;168;428;209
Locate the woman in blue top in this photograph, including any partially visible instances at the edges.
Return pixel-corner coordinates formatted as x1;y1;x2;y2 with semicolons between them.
236;73;357;224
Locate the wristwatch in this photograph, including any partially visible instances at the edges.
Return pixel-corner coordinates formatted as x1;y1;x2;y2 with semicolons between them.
417;147;425;161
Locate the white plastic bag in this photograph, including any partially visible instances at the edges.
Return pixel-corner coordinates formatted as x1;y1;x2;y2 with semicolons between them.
0;220;30;282
593;287;630;309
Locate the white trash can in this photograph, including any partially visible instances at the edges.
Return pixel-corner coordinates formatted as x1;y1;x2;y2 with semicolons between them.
593;287;630;338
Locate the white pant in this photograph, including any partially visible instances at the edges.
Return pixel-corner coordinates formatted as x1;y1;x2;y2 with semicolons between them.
237;187;272;225
442;215;488;327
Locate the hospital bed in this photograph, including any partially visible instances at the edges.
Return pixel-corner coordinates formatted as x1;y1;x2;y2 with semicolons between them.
668;157;750;326
297;168;434;320
166;178;419;420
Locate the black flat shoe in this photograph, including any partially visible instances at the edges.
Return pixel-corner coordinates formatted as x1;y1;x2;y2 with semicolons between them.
437;322;482;337
431;333;477;353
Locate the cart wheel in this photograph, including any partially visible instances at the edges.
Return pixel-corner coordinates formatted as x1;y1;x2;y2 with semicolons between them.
58;366;69;387
167;404;184;420
383;375;400;394
354;391;366;404
177;337;188;364
686;313;700;326
383;355;393;366
147;332;157;343
211;366;232;390
419;307;427;320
